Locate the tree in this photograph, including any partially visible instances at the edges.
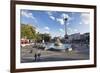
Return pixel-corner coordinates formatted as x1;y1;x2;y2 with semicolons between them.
38;33;51;42
21;24;51;43
21;24;36;40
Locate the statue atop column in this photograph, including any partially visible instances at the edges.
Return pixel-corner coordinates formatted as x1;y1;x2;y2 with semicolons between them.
64;17;68;40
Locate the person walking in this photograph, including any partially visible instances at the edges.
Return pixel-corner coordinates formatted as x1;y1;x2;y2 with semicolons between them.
37;53;41;60
34;53;37;61
37;50;41;61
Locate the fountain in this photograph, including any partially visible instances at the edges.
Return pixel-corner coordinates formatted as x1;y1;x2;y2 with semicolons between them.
45;17;72;52
54;17;68;46
54;38;62;46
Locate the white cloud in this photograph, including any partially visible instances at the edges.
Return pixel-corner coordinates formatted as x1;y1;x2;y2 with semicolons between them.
47;11;56;21
79;22;82;25
44;26;50;30
61;13;69;19
56;18;64;25
68;28;78;34
61;13;72;21
68;28;72;32
59;28;64;32
57;18;70;25
74;29;78;32
21;10;37;23
50;16;55;20
21;11;33;19
56;13;72;25
47;12;71;26
80;13;90;25
35;28;40;33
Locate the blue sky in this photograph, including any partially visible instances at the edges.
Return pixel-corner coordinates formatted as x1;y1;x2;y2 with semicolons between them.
20;9;90;38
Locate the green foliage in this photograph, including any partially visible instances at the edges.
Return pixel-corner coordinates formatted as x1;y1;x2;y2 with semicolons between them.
21;24;36;39
21;24;51;42
40;33;51;42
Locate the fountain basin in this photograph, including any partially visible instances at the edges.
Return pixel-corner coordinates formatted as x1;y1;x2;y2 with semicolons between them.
46;43;72;52
54;42;62;46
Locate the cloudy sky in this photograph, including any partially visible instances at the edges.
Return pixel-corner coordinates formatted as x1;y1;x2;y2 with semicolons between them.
20;9;90;38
